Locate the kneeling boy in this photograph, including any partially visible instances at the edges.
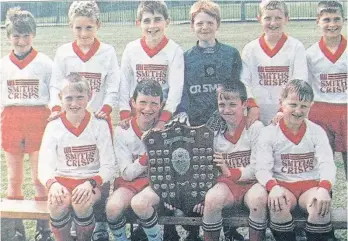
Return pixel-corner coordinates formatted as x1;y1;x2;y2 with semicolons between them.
106;80;164;241
38;73;116;241
202;81;268;241
255;79;336;241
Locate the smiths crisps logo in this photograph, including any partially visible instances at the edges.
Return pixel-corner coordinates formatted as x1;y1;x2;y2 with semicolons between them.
222;150;251;168
7;79;39;99
280;152;314;174
136;64;168;85
64;144;98;167
320;73;347;93
258;66;289;86
73;72;102;93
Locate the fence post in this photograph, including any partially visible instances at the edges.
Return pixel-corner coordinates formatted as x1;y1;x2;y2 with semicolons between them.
240;1;246;21
56;2;60;24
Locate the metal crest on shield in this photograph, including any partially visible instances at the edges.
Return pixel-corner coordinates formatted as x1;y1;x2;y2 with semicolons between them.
171;147;190;175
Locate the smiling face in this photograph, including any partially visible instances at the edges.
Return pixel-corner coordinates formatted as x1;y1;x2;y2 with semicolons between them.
281;92;312;129
218;92;246;127
259;9;288;40
132;93;162;128
317;11;344;40
71;16;99;49
61;85;90;118
137;11;169;46
9;31;34;56
191;12;218;46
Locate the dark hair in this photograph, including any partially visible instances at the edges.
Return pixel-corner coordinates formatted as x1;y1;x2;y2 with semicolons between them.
317;1;344;17
132;80;163;102
281;79;314;102
6;7;36;37
217;80;248;103
137;1;169;21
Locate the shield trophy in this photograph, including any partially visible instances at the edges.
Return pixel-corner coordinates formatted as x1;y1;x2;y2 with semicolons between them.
143;121;219;214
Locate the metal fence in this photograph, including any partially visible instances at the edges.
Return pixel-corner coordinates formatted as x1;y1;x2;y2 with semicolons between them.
1;1;347;26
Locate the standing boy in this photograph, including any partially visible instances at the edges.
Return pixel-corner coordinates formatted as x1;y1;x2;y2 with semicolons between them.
176;0;243;127
118;1;184;130
106;80;164;241
1;7;53;241
38;73;116;241
307;0;347;178
241;0;308;125
254;79;336;241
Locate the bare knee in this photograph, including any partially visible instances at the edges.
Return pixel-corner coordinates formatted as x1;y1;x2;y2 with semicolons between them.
49;195;71;218
247;193;268;214
131;194;153;213
204;188;227;212
106;197;129;220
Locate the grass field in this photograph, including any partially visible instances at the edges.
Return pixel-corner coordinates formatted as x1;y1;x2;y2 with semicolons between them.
1;21;347;240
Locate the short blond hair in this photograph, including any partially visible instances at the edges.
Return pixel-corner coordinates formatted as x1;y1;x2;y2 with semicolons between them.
258;0;289;17
68;1;100;24
136;1;169;21
281;79;314;102
5;7;36;37
190;0;221;26
61;73;91;96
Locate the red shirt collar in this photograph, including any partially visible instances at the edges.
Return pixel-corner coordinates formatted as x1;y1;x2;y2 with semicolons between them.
223;118;246;144
279;118;306;145
141;36;169;58
72;39;100;62
259;33;288;58
61;111;91;137
9;48;38;69
319;35;347;64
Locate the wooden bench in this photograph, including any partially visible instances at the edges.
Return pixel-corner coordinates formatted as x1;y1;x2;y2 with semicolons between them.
1;199;347;230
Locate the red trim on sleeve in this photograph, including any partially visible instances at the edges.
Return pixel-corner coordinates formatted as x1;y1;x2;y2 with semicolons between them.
139;153;149;166
101;104;112;115
46;178;58;191
119;110;132;120
266;179;279;192
247;98;258;108
229;168;242;181
158;110;172;122
52;106;62;112
91;175;103;187
318;180;332;192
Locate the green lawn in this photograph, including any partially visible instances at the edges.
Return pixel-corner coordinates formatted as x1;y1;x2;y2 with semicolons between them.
1;21;347;240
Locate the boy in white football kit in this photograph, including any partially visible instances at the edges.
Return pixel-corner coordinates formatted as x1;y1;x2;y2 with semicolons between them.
306;1;347;178
106;80;164;241
241;0;308;125
201;81;268;241
118;1;184;130
38;73;116;241
254;79;336;241
49;1;120;123
48;2;120;239
1;8;53;240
